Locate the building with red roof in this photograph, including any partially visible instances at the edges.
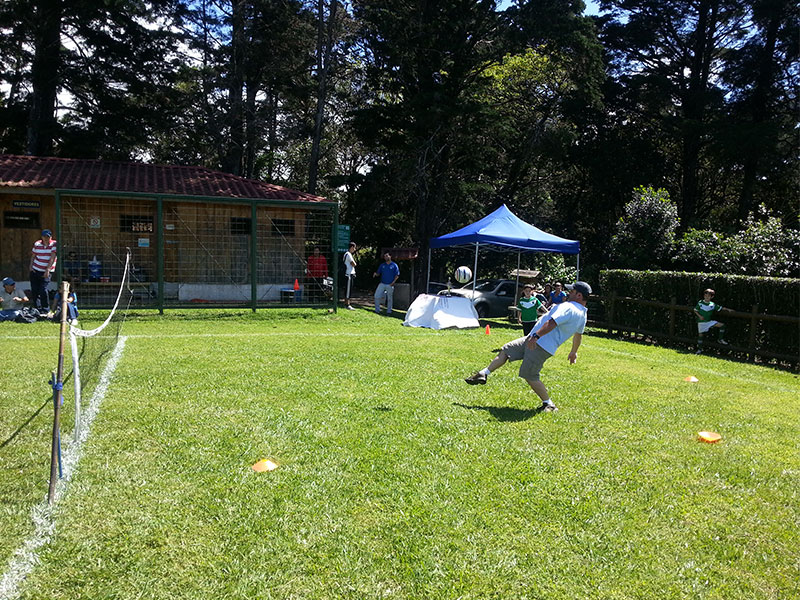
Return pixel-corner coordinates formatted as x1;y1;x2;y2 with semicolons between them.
0;155;337;308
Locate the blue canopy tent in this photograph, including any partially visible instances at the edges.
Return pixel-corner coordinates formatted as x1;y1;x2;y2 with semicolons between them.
427;204;580;295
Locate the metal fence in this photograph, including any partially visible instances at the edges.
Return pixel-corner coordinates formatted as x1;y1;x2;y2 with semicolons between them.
56;191;338;310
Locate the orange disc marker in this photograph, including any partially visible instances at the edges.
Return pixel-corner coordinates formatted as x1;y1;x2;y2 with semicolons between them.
684;376;699;382
698;431;722;443
252;459;279;472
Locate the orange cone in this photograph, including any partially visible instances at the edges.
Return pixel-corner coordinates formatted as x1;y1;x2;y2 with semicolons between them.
293;278;300;291
485;324;491;335
252;459;279;472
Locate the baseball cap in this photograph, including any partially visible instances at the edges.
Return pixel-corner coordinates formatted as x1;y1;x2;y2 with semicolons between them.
2;277;15;286
566;281;592;297
41;229;52;237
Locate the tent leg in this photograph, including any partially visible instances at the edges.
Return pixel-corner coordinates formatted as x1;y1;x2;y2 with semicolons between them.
426;248;431;295
515;250;521;302
472;243;479;292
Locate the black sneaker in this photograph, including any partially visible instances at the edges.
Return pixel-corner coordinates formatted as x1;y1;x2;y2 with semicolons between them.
540;402;558;412
464;372;487;385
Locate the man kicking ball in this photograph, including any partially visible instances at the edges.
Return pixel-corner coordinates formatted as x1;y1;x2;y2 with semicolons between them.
464;281;591;412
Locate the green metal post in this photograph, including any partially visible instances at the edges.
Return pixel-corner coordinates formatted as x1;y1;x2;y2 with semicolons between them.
251;202;258;312
54;191;62;282
332;202;339;313
156;197;164;314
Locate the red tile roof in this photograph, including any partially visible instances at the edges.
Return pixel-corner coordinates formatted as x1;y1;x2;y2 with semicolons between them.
0;154;330;203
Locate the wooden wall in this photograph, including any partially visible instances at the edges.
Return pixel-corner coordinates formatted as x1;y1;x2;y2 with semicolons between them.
0;191;57;282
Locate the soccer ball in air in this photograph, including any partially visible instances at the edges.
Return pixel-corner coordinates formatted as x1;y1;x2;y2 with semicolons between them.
454;266;472;284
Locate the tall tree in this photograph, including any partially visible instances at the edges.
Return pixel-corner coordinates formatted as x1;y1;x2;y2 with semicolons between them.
26;0;61;155
307;0;340;194
598;0;748;225
351;0;505;285
723;0;799;223
0;0;187;158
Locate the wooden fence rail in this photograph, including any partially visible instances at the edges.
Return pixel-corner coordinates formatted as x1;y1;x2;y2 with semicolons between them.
588;294;800;366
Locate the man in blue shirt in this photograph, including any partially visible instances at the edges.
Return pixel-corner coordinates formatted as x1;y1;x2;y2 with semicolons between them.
373;252;400;315
548;281;567;306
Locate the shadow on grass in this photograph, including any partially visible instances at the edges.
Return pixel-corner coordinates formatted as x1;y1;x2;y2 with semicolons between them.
453;402;542;422
478;320;521;332
0;397;50;451
586;327;799;373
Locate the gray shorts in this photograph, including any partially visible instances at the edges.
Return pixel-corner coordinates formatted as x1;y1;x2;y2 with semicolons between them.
501;336;553;381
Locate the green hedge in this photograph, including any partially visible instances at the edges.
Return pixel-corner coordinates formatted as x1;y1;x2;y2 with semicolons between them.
597;270;799;360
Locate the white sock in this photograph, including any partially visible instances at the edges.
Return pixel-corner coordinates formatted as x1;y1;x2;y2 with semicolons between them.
479;368;491;376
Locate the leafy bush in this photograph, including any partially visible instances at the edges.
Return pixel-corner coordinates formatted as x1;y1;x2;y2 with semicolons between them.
598;269;799;361
535;253;577;286
610;186;679;270
673;206;800;277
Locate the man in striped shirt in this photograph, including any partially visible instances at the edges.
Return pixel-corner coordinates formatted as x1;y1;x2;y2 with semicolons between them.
29;229;57;310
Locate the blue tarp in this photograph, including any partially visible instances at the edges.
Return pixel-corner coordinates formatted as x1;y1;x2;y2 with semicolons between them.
429;204;579;254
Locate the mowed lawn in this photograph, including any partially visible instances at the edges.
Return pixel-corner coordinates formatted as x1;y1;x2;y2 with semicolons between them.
1;309;798;599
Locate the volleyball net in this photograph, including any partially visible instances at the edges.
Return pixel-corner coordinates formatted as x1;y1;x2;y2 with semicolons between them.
67;249;134;442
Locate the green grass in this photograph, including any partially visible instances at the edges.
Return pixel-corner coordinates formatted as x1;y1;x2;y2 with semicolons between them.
1;309;798;599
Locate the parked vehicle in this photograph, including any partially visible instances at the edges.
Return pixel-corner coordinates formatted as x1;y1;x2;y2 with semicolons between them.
439;279;519;318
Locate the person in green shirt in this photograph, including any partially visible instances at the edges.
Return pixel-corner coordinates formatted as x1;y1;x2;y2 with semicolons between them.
693;288;729;354
517;284;546;336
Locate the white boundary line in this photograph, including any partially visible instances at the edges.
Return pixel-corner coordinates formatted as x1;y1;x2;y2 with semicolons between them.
0;331;444;340
0;336;127;600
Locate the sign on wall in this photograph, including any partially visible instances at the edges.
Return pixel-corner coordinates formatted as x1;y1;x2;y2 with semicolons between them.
13;200;40;209
336;225;350;252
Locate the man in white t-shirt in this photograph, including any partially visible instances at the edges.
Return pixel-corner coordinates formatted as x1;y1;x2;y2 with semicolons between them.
342;242;357;310
465;281;591;412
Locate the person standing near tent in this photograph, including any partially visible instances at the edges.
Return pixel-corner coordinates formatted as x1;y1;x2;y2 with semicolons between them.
343;242;357;310
517;284;546;336
373;252;399;315
549;282;567;306
29;229;57;311
465;281;591;412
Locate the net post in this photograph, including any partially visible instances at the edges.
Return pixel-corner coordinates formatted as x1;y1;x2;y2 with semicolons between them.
156;196;164;314
48;282;70;503
251;201;258;312
71;329;81;442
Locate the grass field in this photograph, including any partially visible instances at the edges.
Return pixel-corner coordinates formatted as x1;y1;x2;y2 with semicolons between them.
1;308;798;599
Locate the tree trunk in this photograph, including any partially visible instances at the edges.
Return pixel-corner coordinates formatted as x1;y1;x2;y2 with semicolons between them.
308;0;338;195
679;0;715;225
737;2;783;223
222;0;245;175
412;131;451;294
26;0;62;156
244;82;258;179
265;88;278;182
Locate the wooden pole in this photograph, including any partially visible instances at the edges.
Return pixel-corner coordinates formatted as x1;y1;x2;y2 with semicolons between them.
607;292;616;336
748;304;759;362
48;281;70;504
669;296;676;339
